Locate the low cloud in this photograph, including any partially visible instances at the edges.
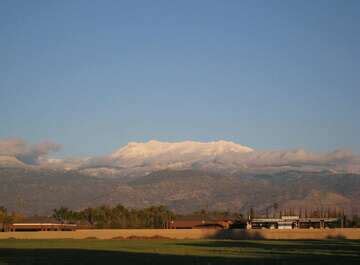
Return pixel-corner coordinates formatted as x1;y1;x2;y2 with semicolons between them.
236;149;360;172
0;138;61;165
0;138;27;156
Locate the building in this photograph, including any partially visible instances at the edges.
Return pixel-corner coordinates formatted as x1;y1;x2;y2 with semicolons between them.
6;223;77;232
248;215;341;229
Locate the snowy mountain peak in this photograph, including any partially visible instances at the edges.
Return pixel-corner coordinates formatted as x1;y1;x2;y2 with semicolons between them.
110;140;254;159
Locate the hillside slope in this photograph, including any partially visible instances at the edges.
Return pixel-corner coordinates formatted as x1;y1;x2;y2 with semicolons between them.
0;168;359;215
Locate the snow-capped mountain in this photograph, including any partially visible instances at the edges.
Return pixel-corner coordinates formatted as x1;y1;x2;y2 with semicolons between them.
80;140;360;176
110;140;253;167
111;140;254;159
79;140;254;176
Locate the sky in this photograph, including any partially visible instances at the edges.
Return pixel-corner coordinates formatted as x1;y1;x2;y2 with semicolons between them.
0;0;359;157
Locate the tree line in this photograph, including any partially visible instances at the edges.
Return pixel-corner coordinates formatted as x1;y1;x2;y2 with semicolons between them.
52;205;175;228
51;205;245;229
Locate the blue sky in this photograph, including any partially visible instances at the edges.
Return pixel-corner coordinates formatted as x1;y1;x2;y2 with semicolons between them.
0;0;359;157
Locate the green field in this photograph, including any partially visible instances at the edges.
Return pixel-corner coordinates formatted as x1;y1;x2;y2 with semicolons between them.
0;239;359;264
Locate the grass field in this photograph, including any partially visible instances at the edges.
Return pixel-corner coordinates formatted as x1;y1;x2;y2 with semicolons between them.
0;239;360;265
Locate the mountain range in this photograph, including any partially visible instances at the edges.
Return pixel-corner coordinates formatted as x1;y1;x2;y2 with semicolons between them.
0;139;359;215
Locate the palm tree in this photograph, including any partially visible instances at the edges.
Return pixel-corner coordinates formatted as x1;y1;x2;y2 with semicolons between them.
52;207;71;223
0;207;7;232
